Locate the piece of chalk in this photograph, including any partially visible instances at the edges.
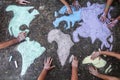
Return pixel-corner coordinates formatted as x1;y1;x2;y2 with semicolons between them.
54;11;58;17
98;48;101;51
9;56;12;62
69;55;74;63
14;61;18;68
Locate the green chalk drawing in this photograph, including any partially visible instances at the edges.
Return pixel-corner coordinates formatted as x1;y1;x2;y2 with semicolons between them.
17;37;46;76
105;65;112;73
82;55;106;68
6;5;39;37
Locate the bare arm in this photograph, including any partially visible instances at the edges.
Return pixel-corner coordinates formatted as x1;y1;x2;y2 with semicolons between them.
16;0;30;5
0;32;26;49
100;51;120;60
37;57;55;80
89;66;120;80
100;0;113;22
104;0;113;16
116;16;120;21
96;73;120;80
91;51;120;60
0;38;19;49
60;0;70;8
71;56;78;80
60;0;72;14
37;69;48;80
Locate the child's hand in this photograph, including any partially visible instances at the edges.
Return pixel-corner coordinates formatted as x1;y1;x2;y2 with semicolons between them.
72;56;78;68
100;12;107;22
17;32;26;42
66;6;73;14
72;0;81;11
89;66;99;76
91;51;100;60
44;57;55;71
107;19;118;28
16;0;30;5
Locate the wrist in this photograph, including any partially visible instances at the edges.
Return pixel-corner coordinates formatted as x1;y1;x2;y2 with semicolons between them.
66;6;70;9
14;38;19;43
72;66;78;70
43;68;49;72
102;12;107;17
95;72;100;77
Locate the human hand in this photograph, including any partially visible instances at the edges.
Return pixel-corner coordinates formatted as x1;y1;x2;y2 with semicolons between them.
107;19;118;28
66;6;73;14
72;0;81;11
100;12;107;22
72;56;78;68
91;51;100;60
17;32;26;42
89;66;99;76
44;57;55;71
16;0;30;5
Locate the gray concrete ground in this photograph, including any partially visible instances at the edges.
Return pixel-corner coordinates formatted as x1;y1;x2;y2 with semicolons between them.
0;0;120;80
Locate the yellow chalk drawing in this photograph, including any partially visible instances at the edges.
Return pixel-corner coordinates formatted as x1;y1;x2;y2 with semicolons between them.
82;55;106;68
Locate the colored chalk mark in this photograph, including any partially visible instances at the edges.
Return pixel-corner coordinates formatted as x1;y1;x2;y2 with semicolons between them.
6;5;39;37
48;29;74;66
73;2;113;49
53;6;82;29
82;55;106;68
17;37;46;75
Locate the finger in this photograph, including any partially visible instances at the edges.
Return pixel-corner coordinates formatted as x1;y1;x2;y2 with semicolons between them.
16;0;19;2
49;58;53;64
50;65;55;69
88;66;92;71
89;66;93;74
46;57;50;62
23;32;27;37
74;56;77;60
91;56;94;60
20;2;26;5
24;0;30;3
99;57;101;60
91;53;95;60
44;58;47;64
20;32;26;36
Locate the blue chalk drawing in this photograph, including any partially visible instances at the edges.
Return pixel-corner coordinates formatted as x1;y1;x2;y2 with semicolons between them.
53;6;82;29
73;2;113;49
17;37;46;76
6;5;39;37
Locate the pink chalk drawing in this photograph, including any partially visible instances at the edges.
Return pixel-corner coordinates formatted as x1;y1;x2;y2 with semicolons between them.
48;29;74;66
53;6;82;29
73;2;113;50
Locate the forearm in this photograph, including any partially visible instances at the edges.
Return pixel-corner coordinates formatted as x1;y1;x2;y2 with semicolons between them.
96;73;119;80
104;0;113;15
116;16;120;21
60;0;70;7
0;38;18;49
71;67;78;80
37;69;48;80
101;51;120;60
